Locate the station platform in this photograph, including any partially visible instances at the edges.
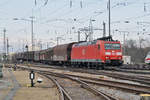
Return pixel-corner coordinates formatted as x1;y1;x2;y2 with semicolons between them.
0;66;59;100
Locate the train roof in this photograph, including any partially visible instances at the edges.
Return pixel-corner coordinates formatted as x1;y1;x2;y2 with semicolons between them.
96;36;118;41
74;36;119;47
74;40;97;47
53;42;76;48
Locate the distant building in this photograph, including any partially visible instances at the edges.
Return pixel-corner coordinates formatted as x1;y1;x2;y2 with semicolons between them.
28;45;41;51
123;56;131;64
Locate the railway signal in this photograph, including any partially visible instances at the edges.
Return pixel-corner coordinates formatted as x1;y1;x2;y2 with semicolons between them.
29;70;35;87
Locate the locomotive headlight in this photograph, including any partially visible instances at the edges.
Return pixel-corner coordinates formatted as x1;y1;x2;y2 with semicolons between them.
105;52;111;55
118;57;121;59
105;57;109;59
116;52;122;55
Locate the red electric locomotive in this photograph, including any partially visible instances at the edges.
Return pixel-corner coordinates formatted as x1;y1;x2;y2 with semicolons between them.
71;36;123;68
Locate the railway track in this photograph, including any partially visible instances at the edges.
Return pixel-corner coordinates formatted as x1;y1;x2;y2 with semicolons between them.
17;65;150;94
22;63;150;85
30;63;150;72
107;67;150;75
15;63;150;75
40;74;72;100
39;70;150;94
65;67;150;85
119;64;150;70
21;67;119;100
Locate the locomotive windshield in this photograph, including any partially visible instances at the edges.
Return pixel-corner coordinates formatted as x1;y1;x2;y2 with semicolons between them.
105;43;121;50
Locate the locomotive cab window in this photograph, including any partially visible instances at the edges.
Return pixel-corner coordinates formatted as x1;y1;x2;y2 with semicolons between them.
105;43;120;50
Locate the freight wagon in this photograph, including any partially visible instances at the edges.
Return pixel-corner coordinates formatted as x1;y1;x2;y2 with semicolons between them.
52;43;75;65
44;48;53;64
34;51;40;62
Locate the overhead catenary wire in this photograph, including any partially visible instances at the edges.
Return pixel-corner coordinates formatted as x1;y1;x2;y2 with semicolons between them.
36;0;150;43
39;0;104;24
34;0;49;6
1;0;150;52
36;0;150;34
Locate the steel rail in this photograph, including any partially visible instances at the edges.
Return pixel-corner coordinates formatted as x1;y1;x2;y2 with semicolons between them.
38;73;72;100
40;72;119;100
96;71;150;85
17;66;119;100
19;64;150;85
110;67;150;75
41;70;150;94
17;65;150;94
67;76;119;100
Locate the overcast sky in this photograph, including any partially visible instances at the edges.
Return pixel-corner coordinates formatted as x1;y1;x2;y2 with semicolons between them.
0;0;150;52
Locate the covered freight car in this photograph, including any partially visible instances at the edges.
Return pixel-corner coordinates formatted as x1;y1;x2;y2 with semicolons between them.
23;51;34;61
39;50;47;63
11;53;19;63
52;43;75;65
34;51;40;62
38;48;53;64
16;52;24;61
44;48;53;64
12;51;34;62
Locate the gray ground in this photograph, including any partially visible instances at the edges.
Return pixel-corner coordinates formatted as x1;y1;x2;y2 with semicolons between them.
0;68;20;100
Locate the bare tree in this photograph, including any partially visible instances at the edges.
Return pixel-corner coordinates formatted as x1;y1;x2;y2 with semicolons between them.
125;39;150;63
